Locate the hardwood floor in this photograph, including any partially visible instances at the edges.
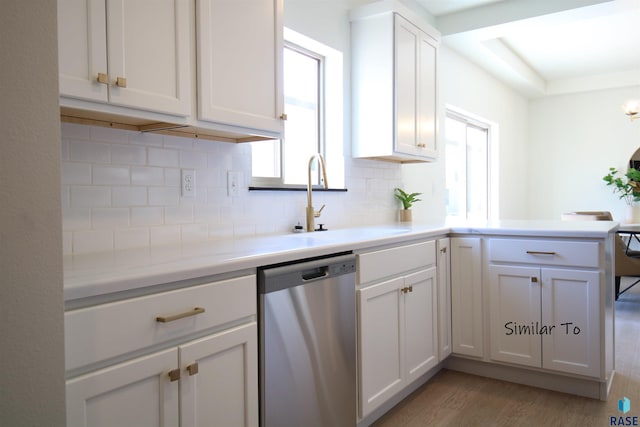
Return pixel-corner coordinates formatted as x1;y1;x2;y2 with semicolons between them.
373;278;640;427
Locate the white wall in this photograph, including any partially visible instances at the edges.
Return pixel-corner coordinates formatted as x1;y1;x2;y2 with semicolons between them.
404;45;530;222
0;1;65;424
527;86;640;221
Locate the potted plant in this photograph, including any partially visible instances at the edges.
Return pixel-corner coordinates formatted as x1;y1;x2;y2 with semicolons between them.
394;187;422;222
603;167;640;222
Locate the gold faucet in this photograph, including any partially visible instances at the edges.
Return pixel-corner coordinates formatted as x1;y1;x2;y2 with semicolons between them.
306;153;328;232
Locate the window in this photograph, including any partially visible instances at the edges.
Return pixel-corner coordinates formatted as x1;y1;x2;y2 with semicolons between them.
445;109;495;221
251;28;344;189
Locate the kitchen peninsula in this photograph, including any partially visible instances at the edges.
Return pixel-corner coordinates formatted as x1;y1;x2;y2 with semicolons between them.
63;220;617;426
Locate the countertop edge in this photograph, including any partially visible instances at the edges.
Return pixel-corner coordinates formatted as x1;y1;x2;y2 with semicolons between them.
64;221;618;303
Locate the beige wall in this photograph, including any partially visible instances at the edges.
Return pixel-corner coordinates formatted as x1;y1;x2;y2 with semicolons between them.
0;1;65;425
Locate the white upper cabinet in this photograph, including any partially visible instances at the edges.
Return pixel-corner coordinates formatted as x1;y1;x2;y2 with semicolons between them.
58;0;191;117
196;0;284;137
351;1;440;163
58;0;284;142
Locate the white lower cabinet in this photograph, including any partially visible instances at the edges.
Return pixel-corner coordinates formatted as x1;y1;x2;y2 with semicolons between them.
437;238;451;360
357;240;438;418
65;274;258;427
66;323;257;427
450;237;483;358
66;347;180;427
489;264;600;377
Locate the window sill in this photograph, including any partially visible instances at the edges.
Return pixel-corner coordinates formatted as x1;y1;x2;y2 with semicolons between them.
248;186;348;192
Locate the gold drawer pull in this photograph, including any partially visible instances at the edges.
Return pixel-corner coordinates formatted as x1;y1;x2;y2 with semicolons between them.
156;307;205;323
115;76;127;88
280;113;288;120
186;363;199;376
97;73;108;85
526;251;556;256
168;368;181;382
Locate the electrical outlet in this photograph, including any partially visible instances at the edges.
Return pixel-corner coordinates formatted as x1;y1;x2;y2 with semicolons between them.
227;171;241;196
181;169;195;197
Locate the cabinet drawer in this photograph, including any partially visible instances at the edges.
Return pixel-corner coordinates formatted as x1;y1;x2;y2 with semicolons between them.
66;275;256;372
488;239;599;268
358;240;435;284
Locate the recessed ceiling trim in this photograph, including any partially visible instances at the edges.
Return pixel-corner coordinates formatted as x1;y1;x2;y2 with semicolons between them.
435;0;614;36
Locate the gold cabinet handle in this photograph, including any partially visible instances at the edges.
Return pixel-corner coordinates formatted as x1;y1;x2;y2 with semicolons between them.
186;363;199;376
97;73;108;85
408;285;413;293
156;307;205;323
531;277;538;283
168;368;181;382
440;247;447;253
417;143;426;148
280;113;288;120
526;251;556;256
115;76;127;88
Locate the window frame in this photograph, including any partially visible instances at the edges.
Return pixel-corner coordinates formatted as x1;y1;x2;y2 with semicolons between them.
444;107;497;221
250;27;345;191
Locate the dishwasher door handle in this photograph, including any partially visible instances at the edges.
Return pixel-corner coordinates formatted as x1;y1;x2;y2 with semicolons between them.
302;266;329;281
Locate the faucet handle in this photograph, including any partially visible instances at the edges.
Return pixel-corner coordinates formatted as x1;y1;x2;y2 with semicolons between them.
314;204;326;218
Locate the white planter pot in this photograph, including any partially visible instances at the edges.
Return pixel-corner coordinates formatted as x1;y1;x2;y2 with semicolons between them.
625;205;640;224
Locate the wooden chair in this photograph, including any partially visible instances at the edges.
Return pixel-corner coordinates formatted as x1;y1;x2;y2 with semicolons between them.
561;211;640;300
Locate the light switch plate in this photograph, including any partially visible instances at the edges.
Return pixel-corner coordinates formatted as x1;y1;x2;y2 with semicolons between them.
227;171;241;196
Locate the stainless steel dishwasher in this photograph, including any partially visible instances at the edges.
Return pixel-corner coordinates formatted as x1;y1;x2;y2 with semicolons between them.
258;252;356;427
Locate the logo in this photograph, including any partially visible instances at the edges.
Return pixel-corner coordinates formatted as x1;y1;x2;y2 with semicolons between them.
611;397;638;426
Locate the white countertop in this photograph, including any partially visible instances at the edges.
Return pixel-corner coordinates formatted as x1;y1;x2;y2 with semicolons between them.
63;220;618;303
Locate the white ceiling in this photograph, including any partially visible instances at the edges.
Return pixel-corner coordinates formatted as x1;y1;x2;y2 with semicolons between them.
416;0;640;97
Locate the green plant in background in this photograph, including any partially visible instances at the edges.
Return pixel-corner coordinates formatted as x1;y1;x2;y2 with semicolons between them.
394;187;422;210
603;167;640;205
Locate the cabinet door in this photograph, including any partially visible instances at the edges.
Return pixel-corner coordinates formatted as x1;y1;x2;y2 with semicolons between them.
197;0;283;134
488;265;542;368
394;14;437;159
450;237;484;357
394;14;419;156
180;322;258;427
541;268;601;377
106;0;191;115
437;238;451;360
358;276;404;418
66;348;179;427
404;267;438;383
417;32;437;157
58;0;108;102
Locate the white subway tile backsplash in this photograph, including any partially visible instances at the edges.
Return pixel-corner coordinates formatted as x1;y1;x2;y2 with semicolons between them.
112;186;147;207
62;207;92;231
92;208;130;229
93;166;130;185
111;144;146;165
180;151;208;169
115;227;149;250
150;225;181;246
131;207;164;226
61;162;92;185
164;168;181;187
70;186;111;208
181;223;209;242
164;205;193;224
129;131;164;147
148;147;180;167
73;229;114;253
61;125;402;254
149;187;179;206
131;166;164;186
70;140;110;163
163;135;193;150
